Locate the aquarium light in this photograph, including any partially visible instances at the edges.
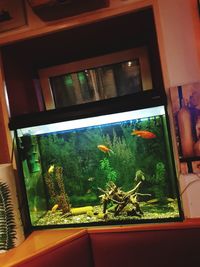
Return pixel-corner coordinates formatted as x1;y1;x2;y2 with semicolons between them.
18;105;165;136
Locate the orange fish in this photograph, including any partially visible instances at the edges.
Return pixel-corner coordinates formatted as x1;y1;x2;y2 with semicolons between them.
97;145;113;153
131;130;156;139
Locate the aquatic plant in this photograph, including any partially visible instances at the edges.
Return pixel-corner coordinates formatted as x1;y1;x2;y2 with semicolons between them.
108;129;136;189
39;134;86;196
132;118;164;170
44;166;70;213
154;162;167;200
135;170;145;182
100;158;117;183
0;182;16;251
146;162;167;200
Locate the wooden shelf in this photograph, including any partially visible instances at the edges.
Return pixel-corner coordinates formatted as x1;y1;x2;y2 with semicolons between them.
0;0;154;46
88;218;200;233
0;228;86;267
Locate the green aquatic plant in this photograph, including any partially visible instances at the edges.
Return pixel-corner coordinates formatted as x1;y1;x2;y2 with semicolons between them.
135;170;145;182
100;158;117;183
131;117;164;173
25;171;46;213
0;182;16;251
39;134;86;196
155;162;165;182
154;162;167;199
108;130;136;190
147;162;167;201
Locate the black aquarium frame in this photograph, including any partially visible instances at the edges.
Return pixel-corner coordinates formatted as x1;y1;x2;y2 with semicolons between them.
9;90;165;129
9;92;184;233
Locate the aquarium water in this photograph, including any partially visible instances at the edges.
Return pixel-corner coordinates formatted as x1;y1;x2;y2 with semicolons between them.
16;105;182;228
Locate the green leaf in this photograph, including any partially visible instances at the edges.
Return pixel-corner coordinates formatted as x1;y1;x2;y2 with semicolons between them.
0;181;16;250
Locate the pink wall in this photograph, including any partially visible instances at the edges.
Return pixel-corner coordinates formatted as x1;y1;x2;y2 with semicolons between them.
156;0;200;88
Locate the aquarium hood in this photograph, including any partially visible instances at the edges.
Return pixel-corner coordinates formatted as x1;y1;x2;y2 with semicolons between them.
9;91;166;130
17;106;165;137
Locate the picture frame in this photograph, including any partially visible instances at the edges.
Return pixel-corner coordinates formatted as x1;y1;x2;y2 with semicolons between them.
0;0;27;33
170;83;200;173
38;46;153;110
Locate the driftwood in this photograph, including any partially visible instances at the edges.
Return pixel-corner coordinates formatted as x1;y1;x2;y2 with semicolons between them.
99;181;151;217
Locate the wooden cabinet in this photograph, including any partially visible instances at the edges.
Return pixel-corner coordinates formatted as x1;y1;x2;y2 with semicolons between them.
28;0;109;21
1;6;164;116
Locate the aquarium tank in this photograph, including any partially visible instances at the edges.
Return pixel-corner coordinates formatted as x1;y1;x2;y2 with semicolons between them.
11;100;183;229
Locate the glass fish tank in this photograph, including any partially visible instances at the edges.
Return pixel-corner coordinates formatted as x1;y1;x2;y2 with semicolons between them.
11;100;183;229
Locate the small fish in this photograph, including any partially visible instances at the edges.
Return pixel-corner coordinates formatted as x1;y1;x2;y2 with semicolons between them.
86;189;92;194
97;145;113;153
146;198;159;204
51;204;59;212
131;130;156;139
88;177;95;182
48;164;54;173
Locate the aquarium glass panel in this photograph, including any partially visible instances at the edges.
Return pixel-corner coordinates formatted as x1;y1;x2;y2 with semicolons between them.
17;105;182;227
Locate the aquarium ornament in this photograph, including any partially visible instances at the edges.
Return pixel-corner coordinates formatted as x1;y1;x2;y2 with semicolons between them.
17;105;165;136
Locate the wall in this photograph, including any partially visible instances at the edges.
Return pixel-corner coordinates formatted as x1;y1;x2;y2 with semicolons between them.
156;0;200;89
0;55;12;163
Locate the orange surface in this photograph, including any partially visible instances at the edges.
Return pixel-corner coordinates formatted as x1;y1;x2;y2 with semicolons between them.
1;219;200;267
0;228;85;267
88;218;200;234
